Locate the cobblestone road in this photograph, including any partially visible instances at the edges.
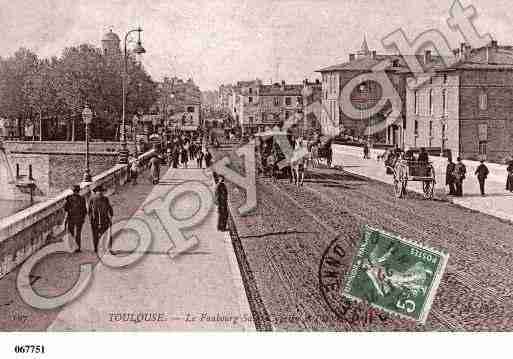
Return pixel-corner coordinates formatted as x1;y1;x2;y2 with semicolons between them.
222;148;513;331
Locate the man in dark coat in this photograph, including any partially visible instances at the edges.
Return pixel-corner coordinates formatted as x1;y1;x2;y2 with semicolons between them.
64;185;87;252
475;160;489;196
88;185;113;253
453;157;467;197
446;158;456;195
149;155;161;184
215;175;229;231
418;147;429;163
204;149;213;168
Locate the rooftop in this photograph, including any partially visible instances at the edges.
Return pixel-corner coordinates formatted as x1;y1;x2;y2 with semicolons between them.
317;41;513;74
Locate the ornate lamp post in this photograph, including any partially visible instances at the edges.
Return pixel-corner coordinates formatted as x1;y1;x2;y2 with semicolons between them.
119;27;146;164
82;105;93;182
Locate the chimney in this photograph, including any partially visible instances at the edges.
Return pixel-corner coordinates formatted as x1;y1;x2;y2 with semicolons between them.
424;50;432;64
371;50;377;59
349;53;355;61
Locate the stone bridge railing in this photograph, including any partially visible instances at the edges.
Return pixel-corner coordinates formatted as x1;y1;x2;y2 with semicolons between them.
0;149;156;280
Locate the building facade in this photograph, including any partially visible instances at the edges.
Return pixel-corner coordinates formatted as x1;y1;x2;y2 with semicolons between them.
317;37;409;145
404;40;513;162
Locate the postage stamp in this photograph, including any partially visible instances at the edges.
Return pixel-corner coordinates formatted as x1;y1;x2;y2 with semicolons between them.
342;226;449;324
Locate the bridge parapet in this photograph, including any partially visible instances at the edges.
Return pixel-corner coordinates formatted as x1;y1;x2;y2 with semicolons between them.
0;149;155;280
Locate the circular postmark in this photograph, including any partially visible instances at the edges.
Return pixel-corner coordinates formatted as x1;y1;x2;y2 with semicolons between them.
318;236;389;328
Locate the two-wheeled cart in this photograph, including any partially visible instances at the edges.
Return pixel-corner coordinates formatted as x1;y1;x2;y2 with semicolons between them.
386;159;436;199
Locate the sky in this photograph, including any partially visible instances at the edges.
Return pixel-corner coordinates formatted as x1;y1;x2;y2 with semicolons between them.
2;0;513;90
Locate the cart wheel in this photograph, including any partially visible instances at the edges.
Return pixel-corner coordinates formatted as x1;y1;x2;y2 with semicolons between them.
401;179;408;198
423;180;434;199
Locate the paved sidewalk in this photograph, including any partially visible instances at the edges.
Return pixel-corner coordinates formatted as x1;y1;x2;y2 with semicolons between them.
332;146;513;222
47;160;254;331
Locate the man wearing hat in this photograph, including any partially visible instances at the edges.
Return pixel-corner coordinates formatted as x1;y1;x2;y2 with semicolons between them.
453;157;467;197
214;175;229;231
88;185;113;253
64;185;87;252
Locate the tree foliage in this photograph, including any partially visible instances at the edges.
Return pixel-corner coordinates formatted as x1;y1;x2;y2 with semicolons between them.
0;43;158;140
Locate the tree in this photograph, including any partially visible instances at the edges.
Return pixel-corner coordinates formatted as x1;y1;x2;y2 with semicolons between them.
0;48;40;137
22;58;61;140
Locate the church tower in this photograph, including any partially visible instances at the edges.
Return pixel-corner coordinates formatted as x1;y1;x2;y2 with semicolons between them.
357;35;371;59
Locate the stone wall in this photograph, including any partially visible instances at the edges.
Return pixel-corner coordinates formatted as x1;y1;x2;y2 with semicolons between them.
48;153;118;196
7;152;118;198
0;150;155;280
4;141;122;154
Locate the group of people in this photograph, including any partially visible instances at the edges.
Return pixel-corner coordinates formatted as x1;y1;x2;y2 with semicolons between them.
165;135;213;170
64;185;113;254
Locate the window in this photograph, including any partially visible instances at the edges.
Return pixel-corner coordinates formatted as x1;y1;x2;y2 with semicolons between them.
248;96;253;104
414;120;419;135
297;96;303;105
414;90;418;115
429;90;433;115
249;116;254;124
442;89;447;116
285;97;291;106
274;97;280;106
479;141;487;156
443;74;448;84
285;111;290;119
479;91;488;110
429;121;433;137
249;88;253;94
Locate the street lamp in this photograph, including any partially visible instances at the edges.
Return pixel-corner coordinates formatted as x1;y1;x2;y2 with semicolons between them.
119;27;146;165
133;114;139;157
82;105;93;182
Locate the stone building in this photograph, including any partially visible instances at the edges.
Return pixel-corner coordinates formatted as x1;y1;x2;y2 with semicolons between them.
404;41;513;162
317;37;409;144
258;81;303;133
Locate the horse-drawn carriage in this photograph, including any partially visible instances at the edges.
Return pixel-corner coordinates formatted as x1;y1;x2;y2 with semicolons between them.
385;154;436;199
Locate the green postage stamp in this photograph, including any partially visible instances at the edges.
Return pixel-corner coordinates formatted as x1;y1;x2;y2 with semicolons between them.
343;225;449;324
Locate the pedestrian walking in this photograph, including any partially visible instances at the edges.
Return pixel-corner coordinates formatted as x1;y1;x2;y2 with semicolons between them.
475;160;489;196
181;146;188;168
204;149;213;168
446;158;456;195
88;185;113;253
172;147;180;168
215;175;229;231
453;157;467;197
363;142;370;159
506;160;513;192
326;143;333;168
64;185;87;252
196;148;204;168
130;159;140;185
149;155;161;184
189;142;196;161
